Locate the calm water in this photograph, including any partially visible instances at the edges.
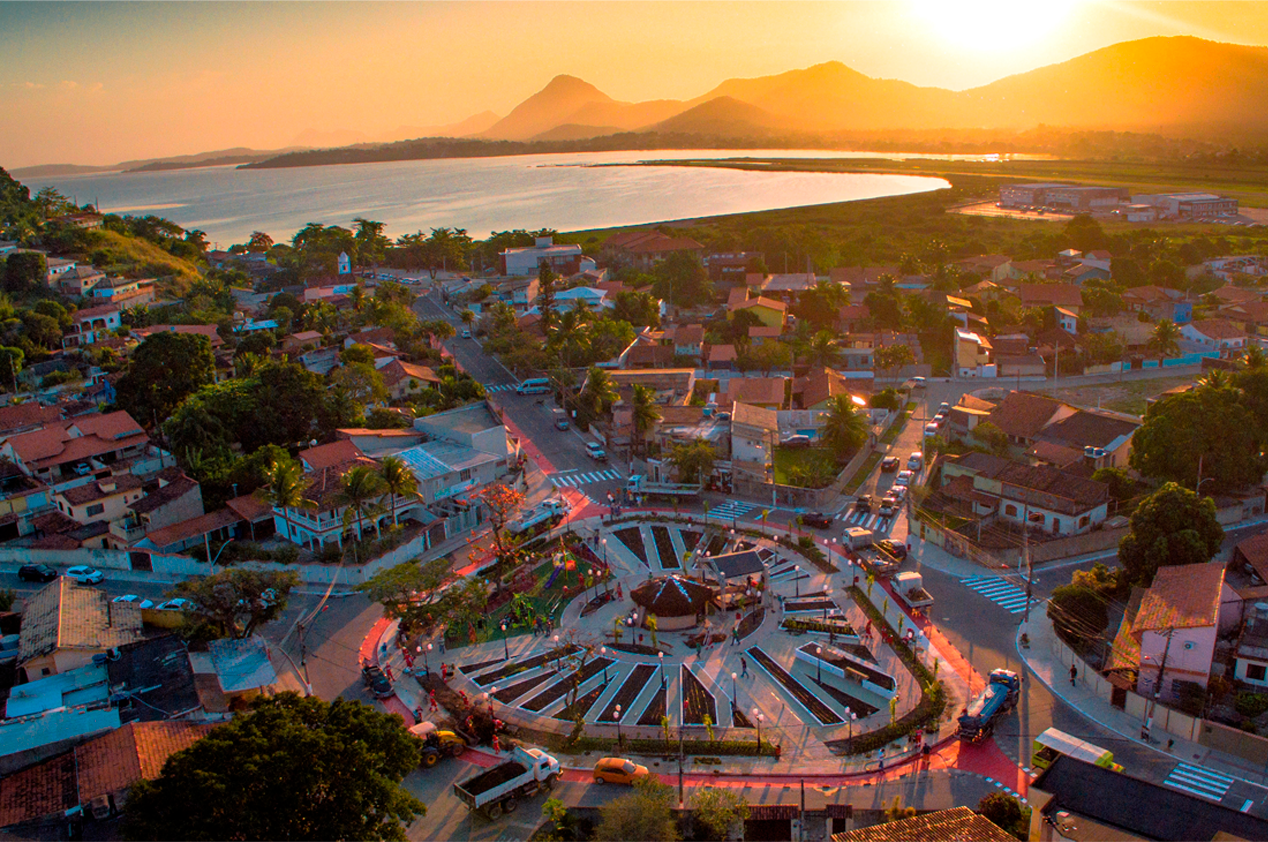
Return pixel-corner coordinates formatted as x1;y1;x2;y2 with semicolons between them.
26;149;954;247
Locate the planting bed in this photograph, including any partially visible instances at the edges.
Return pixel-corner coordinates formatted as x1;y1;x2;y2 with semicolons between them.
521;657;614;712
493;670;557;703
813;678;879;717
473;644;579;686
781;617;856;637
458;657;504;675
747;646;842;725
704;533;728;556
680;665;718;725
737;607;766;641
736;540;756;552
580;590;615;618
609;642;665;656
732;707;754;728
554;685;605;722
613;527;650;566
682;530;702;553
797;642;896;692
637;685;667;726
785;598;837;612
597;664;656;722
652;526;679;569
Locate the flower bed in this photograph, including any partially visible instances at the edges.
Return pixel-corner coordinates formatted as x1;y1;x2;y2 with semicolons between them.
797;642;896;692
458;657;505;675
747;646;842;725
597;664;656;722
613;527;650;566
680;665;717;725
785;598;838;612
682;530;702;553
732;707;754;728
554;685;605;722
521;657;614;712
494;670;557;703
737;607;766;641
567;735;777;757
579;590;615;618
637;685;667;726
781;617;856;637
651;526;679;569
609;642;664;656
812;678;879;717
473;644;579;686
704;533;728;556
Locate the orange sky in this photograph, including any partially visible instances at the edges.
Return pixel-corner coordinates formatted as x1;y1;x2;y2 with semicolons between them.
2;1;1267;168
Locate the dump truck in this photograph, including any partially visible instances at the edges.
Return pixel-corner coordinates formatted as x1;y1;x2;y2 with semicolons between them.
409;721;471;768
453;746;561;819
894;571;934;610
508;498;570;537
957;669;1021;743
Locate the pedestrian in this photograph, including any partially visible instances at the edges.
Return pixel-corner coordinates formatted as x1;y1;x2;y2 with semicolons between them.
492;734;501;753
741;656;749;677
439;638;446;654
414;707;423;724
1167;738;1175;753
384;664;394;681
1070;664;1077;686
878;750;885;772
428;689;438;713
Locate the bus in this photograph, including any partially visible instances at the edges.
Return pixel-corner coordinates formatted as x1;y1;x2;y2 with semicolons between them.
1031;727;1122;772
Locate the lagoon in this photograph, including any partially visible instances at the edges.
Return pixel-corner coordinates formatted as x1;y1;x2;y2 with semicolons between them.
25;149;952;247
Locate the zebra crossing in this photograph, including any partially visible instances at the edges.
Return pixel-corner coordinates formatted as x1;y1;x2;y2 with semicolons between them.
548;469;622;488
836;509;896;532
960;576;1033;615
708;500;753;521
1164;763;1236;801
485;384;515;393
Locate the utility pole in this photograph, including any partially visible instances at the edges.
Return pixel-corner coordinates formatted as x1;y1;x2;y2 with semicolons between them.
1146;627;1176;738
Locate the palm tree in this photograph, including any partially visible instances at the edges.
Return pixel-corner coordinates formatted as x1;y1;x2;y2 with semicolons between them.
821;394;869;462
257;457;312;522
1245;345;1267;370
805;330;842;369
1197;368;1232;391
631;385;661;457
1148;320;1181;358
579;366;618;418
378;456;419;526
337;465;388;555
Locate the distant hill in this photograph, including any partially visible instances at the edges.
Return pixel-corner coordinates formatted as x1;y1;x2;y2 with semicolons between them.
648;96;780;136
481;75;619;141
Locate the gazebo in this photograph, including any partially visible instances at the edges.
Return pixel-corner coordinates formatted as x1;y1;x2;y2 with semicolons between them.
705;549;767;608
630;576;717;631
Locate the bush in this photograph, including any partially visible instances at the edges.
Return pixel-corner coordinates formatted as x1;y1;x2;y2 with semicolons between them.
870;388;901;411
1047;585;1108;655
978;793;1029;840
1234;691;1268;719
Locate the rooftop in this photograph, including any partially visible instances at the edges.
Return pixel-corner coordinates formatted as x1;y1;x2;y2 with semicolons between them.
832;806;1016;842
18;578;145;664
1133;561;1226;634
300;439;366;472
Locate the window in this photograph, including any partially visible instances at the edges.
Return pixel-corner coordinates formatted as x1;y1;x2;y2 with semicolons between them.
1248;663;1267;682
1004;504;1018;517
1079;516;1089;528
86;503;105;516
460;469;472;481
1052;518;1061;532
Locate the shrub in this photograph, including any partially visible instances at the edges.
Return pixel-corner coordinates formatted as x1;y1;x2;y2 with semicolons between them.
1234;691;1268;719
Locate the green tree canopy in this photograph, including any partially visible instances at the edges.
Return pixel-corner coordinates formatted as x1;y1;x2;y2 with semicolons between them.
669;439;716;485
1118;482;1224;585
821;394;869;462
115;332;216;427
594;776;678;842
123;693;423;842
168;568;300;639
1129;385;1265;491
3;251;46;293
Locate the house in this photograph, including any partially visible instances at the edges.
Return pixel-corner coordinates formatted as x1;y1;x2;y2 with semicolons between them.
188;636;279;709
61;305;121;349
1218;300;1268;339
981;391;1074;448
834;304;870;334
626;343;676;369
396;402;515;514
954;328;993;377
0;403;64;440
282;330;324;353
90;276;156;308
379;359;441;401
602;231;703;271
499;236;594;276
0;458;53;540
793;368;854;411
1181;318;1247;351
705;344;736;372
759;273;816;300
747;325;783;346
1210;283;1260;307
57;265;106;296
492;275;539;311
1033;408;1140;469
1018;284;1083;314
1007;260;1058;282
2;411;150;488
704;252;763;284
53;474;144;526
936;453;1110;535
1234;601;1268;689
334;427;425;457
608;369;696;405
724;377;786;410
112;468;204;546
132;323;224;351
729;296;787;329
1054;307;1078;334
832;806;1017;842
952;255;1013;283
18;579;145;680
668;324;704;358
729;402;778;478
300;439;366;473
1109;562;1239;701
1029;755;1268;842
994;353;1046;378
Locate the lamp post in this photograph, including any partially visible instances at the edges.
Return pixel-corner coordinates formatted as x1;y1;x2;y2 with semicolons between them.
845;707;856;741
553;634;561;669
423;643;433;675
659;651;666;689
794;565;801;598
499;619;510;659
822;586;833;623
731;671;738;707
601;537;608;566
815;644;823;684
752;708;764;747
615;704;623;745
600;647;608;683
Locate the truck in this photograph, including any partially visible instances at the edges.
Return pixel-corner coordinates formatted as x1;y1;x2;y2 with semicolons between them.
409;721;471;768
957;669;1021;743
843;526;874;550
627;474;700;499
453;746;561;819
894;571;934;611
508;498;570;536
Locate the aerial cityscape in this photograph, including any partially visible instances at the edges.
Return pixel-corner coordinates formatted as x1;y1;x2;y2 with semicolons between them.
6;2;1268;841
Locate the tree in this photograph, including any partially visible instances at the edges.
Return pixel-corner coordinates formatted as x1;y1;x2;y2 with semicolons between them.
669;439;715;485
474;482;525;559
820;394;868;462
653;250;711;307
123;693;423;842
594;776;678;842
338;465;388;547
1091;466;1135;502
115;332;216;427
0;346;23;393
882;795;916;823
378;456;419;526
538;798;580;842
804;330;842;368
1244;345;1268;370
538;262;557;332
168;568;300;639
332;361;388;408
1130;386;1264;490
578;366;618;420
246;231;274;253
691;788;749;841
874;343;915;381
258;456;312;518
1118;482;1224;585
978;792;1027;840
739;340;793;375
1047;584;1108;654
972;420;1011;457
3;251;46;293
356;557;452;629
631;384;662;456
1147;319;1181;358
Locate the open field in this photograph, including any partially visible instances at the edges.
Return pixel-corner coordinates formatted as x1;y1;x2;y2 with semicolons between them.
1048;374;1195;416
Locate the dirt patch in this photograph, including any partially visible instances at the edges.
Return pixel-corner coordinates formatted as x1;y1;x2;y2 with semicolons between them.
1049;374;1194;416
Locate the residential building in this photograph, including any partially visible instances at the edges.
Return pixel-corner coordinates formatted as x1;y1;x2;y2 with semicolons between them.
188;636;279;708
1234;601;1268;688
57;265;106;296
705;343;736;372
936;454;1110;535
980;391;1075;449
61;305;121;349
758;273;816;300
380;359;441;401
499;236;594;276
724;377;787;410
89;276;156;308
334;427;426;457
793;368;855;411
44;256;76;284
608;369;696;405
1181;318;1247;351
131;323;224;351
282;330;324;353
833;806;1017;842
952;254;1012;283
954;328;993;377
53;474;144;526
1;411;150;489
729;402;779;479
747;325;783;346
0;459;53;540
602;230;704;271
704;252;763;284
112;468;203;546
17;578;145;680
729;296;787;328
625;343;676;369
668;324;704;358
1018;284;1083;314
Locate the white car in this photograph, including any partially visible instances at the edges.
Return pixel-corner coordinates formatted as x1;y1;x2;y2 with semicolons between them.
923;423;940;438
460;329;472;339
907;451;923;471
66;565;104;584
155;598;196;612
112;594;154;609
894;470;915;487
585;442;608;461
888;484;908;501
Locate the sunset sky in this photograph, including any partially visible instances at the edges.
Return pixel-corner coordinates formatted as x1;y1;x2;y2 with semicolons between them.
3;1;1268;169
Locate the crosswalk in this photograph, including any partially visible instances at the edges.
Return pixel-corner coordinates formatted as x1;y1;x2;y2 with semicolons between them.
960;576;1033;615
548;469;622;488
486;384;515;393
1164;763;1236;801
708;500;753;522
836;509;897;533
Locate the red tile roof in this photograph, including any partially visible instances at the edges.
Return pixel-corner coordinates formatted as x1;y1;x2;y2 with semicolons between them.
985;391;1067;441
1133;561;1226;634
732;296;787;313
300;439;365;471
1189;318;1246;341
0;402;63;436
143;508;241;550
6;411;148;472
1019;283;1083;309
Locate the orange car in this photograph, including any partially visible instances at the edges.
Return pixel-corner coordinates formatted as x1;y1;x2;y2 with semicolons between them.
593;756;650;785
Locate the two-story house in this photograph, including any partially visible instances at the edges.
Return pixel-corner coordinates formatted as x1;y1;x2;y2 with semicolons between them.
61;305;121;349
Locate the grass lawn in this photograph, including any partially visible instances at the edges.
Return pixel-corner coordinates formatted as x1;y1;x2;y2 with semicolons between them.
445;556;603;649
1050;374;1194;416
844;452;883;495
773;446;837;487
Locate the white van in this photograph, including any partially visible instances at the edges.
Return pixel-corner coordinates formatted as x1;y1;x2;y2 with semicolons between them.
516;378;551;395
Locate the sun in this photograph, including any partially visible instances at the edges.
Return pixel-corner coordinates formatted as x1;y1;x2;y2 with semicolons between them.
909;0;1080;52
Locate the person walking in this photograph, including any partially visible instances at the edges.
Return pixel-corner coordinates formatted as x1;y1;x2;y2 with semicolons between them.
740;656;749;678
1069;664;1077;686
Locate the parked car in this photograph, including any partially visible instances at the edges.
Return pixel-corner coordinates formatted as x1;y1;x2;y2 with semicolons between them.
888;484;908;501
155;598;195;612
593;757;650;785
924;422;940;438
894;470;915;487
66;565;104;584
361;664;393;699
460;329;472;339
938;402;951;415
907;451;923;471
855;495;873;513
801;512;833;529
881;456;900;472
18;564;57;583
878;498;898;518
781;435;812;449
112;594;154;609
877;538;908;559
585;442;608;461
910;376;926;388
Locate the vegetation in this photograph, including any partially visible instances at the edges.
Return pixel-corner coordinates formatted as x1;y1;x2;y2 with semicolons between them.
691;788;749;841
1118;482;1224;585
166;568;299;640
123;693;423;841
978;793;1031;841
594;776;679;842
669;438;716;485
820;394;869;462
114;332;217;429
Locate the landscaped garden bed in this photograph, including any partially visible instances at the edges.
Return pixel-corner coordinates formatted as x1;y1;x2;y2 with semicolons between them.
813;678;878;717
732;707;753;728
682;530;702;553
781;617;857;638
737;607;766;641
494;670;558;703
747;646;843;725
579;590;615;618
473;644;579;686
797;642;896;692
597;664;655;722
613;527;650;566
554;685;605;722
680;665;717;725
651;526;679;569
458;657;504;675
704;533;728;556
567;734;776;757
785;598;838;613
609;642;664;656
521;657;614;712
637;685;667;726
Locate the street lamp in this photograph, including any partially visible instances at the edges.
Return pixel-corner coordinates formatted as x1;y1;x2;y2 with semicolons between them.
601;537;608;566
751;707;764;747
815;645;823;684
553;634;561;669
500;620;510;660
615;704;623;745
845;707;856;741
794;565;801;598
600;647;608;682
423;643;433;675
822;586;833;623
659;651;666;689
488;688;496;716
731;671;738;707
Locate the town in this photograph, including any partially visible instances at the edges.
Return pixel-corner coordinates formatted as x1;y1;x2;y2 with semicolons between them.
2;161;1268;842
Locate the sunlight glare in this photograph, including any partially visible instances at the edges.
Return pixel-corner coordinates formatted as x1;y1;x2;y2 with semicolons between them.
910;0;1080;52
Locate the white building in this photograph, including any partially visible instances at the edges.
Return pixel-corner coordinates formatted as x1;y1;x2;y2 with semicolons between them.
499;236;596;277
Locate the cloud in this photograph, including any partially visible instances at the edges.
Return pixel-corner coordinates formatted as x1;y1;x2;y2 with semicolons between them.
15;82;46;89
59;80;78;90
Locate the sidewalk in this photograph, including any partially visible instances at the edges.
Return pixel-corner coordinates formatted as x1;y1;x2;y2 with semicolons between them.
1019;612;1268;785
